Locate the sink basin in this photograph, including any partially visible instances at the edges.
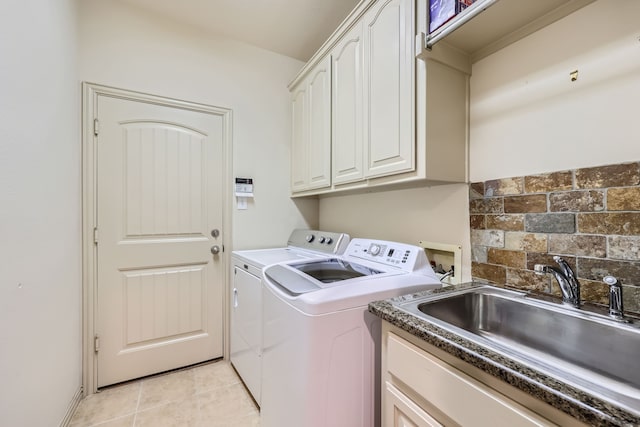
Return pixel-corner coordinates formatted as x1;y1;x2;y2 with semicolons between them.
398;286;640;415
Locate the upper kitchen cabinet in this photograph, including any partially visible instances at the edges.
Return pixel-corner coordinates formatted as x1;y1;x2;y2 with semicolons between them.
362;0;415;179
331;21;365;185
290;81;308;191
290;56;332;193
331;0;414;186
290;0;468;197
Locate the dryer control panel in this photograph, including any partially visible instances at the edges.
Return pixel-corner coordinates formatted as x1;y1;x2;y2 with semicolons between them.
344;239;430;272
287;229;350;255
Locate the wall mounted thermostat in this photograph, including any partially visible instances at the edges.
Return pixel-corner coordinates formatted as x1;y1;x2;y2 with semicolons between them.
235;177;254;210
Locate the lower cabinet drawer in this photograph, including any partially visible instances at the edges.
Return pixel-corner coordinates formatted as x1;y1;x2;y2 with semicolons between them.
386;333;556;427
385;381;443;427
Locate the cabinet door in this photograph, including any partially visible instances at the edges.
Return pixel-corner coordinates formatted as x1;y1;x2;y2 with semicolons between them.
363;0;414;178
387;333;556;427
307;55;332;190
385;382;443;427
291;83;308;192
332;21;364;185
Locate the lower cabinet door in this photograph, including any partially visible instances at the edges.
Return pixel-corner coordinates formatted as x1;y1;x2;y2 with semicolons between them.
386;333;556;427
384;382;442;427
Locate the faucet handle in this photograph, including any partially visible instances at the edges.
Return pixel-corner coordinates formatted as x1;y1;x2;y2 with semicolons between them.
603;275;629;322
533;264;545;275
553;256;576;277
603;275;619;287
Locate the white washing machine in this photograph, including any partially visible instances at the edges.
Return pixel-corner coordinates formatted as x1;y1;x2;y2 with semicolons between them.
230;229;349;404
261;238;442;427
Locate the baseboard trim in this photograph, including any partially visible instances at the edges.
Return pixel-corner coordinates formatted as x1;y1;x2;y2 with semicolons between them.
59;386;83;427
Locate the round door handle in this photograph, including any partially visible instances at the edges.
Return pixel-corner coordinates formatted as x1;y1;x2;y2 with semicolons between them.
210;245;220;255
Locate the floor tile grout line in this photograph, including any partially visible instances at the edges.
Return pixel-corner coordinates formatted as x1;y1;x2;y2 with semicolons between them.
132;381;143;426
86;412;136;427
196;382;203;425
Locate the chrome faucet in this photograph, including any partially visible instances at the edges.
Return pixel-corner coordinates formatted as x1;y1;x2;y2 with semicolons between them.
603;276;629;322
534;256;581;308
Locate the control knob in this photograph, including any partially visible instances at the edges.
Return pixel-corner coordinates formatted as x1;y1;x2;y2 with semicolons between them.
319;236;326;244
306;234;315;243
369;244;382;256
325;237;333;244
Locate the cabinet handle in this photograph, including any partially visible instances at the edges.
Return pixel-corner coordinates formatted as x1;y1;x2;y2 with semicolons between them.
233;288;238;308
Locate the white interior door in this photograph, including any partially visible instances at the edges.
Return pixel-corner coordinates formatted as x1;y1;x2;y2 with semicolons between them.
95;94;225;387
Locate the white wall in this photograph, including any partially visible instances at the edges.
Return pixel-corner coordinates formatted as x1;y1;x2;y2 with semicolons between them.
319;184;472;281
78;0;318;250
0;0;81;426
470;0;640;182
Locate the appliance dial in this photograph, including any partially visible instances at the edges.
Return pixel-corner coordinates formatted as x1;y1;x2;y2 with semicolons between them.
306;234;315;243
325;237;333;244
319;236;326;244
369;244;381;256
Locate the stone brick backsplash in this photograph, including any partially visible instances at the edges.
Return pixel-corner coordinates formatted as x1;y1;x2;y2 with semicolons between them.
470;161;640;314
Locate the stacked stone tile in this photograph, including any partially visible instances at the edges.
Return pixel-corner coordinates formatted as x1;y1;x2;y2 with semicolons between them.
470;162;640;313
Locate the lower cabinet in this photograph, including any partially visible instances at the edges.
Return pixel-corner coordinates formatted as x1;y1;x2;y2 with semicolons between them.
382;323;588;427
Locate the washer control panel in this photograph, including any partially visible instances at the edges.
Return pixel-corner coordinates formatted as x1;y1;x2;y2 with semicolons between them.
344;239;427;272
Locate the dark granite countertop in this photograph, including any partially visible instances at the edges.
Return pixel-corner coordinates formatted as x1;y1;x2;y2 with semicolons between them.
369;283;640;427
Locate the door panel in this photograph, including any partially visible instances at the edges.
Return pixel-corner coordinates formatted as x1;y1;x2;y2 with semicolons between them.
385;382;443;427
332;21;364;185
307;55;332;189
291;86;308;191
364;0;414;177
123;265;205;345
123;124;205;237
96;95;224;387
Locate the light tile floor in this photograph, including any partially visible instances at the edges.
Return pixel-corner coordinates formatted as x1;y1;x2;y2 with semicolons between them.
69;360;260;427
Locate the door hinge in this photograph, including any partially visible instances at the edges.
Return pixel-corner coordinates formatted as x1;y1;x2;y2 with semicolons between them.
93;227;99;244
94;334;100;353
93;118;100;136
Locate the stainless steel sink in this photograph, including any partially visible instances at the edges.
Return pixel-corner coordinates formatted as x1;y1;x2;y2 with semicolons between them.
397;286;640;415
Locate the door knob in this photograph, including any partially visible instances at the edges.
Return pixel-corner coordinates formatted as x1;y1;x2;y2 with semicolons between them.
210;245;220;255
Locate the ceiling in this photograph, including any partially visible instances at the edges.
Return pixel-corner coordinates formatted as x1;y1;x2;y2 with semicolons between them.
118;0;362;61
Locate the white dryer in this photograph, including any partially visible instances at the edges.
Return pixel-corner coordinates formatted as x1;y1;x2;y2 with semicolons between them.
230;229;349;404
261;238;442;427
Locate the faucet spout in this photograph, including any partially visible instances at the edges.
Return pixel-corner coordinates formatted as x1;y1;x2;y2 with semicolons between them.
553;256;581;306
534;257;581;308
